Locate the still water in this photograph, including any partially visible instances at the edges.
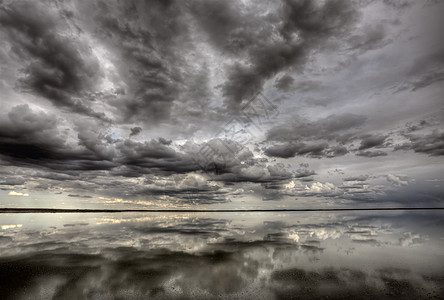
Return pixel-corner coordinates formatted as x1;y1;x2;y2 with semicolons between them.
0;210;443;299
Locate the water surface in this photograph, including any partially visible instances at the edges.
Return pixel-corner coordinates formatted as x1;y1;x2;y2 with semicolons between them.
1;211;443;299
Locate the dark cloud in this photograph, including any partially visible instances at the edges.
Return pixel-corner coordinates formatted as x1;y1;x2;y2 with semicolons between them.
0;108;208;201
0;176;25;186
183;139;253;175
188;0;252;55
268;163;293;179
404;120;428;132
264;142;349;159
0;104;72;165
67;194;93;198
396;130;444;156
116;139;200;175
264;142;328;158
344;175;369;182
119;139;175;160
0;2;108;121
63;223;89;227
158;137;172;146
0;105;201;177
325;145;349;157
76;120;116;161
274;75;294;92
0;0;442;205
192;0;359;111
90;0;191;124
294;168;316;178
266;113;367;143
135;184;228;205
358;134;387;150
129;126;142;137
356;150;388;157
0;104;58;142
264;143;300;159
262;113;367;159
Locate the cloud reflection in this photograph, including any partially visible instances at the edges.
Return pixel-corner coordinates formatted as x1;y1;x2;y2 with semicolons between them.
0;211;443;299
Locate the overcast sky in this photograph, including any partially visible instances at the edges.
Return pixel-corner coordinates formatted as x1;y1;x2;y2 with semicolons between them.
0;0;443;209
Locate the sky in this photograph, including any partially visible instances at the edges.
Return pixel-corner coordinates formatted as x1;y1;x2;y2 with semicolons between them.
0;0;443;209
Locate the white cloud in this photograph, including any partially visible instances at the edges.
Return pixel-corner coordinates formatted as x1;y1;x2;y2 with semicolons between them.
1;224;23;230
305;182;337;194
385;174;409;187
8;191;29;197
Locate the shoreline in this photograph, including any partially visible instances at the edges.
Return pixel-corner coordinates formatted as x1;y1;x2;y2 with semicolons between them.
1;207;443;213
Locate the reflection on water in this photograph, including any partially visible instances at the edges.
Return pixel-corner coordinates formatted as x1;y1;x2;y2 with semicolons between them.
0;211;443;299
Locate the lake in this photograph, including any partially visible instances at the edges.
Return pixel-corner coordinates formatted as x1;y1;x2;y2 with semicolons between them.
1;210;443;299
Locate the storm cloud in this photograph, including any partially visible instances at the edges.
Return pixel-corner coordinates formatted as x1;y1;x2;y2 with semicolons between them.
0;0;443;208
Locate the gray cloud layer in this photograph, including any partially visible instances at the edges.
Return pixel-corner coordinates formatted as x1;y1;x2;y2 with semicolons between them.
0;0;443;207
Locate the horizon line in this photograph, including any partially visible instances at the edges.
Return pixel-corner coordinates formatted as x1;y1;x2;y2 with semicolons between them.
1;207;444;213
